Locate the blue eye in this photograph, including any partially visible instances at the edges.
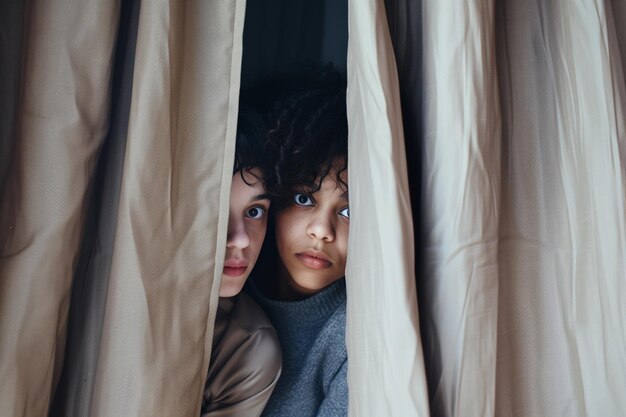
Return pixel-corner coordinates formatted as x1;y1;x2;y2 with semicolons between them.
293;193;314;206
339;207;350;219
246;206;266;219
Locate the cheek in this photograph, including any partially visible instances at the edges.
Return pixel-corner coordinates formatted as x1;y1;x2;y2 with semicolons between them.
335;224;350;260
246;222;267;256
275;211;296;244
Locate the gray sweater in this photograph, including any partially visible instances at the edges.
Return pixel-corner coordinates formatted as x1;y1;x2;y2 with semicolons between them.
246;279;348;417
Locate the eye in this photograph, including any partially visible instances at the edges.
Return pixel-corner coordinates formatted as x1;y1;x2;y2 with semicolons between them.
293;193;314;206
245;206;266;219
339;207;350;219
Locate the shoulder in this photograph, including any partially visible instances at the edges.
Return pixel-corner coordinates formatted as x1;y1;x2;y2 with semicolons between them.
204;294;282;413
228;293;282;373
230;292;276;335
323;296;347;338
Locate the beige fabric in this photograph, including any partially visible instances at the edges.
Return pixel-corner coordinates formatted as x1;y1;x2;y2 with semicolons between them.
494;2;626;416
346;1;430;416
202;294;281;417
419;2;501;417
87;1;246;416
418;1;626;416
0;2;120;416
4;1;625;416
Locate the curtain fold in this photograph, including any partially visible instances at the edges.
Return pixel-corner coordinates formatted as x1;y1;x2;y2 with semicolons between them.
383;0;423;244
0;0;25;206
386;1;626;416
85;1;246;415
418;2;502;416
0;2;120;415
494;2;626;415
49;0;141;415
346;1;430;416
615;0;626;83
2;1;625;416
1;1;246;416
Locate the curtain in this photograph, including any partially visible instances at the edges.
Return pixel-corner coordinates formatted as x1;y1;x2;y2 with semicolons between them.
2;0;625;416
1;1;121;415
386;1;626;416
1;1;246;416
346;1;430;417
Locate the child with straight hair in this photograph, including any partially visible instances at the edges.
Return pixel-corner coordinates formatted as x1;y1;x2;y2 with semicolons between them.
201;108;282;417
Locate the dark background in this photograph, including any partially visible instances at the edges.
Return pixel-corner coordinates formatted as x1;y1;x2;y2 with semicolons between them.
241;0;348;88
240;0;348;110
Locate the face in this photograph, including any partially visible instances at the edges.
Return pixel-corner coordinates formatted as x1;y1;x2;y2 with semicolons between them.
275;168;349;296
220;168;270;297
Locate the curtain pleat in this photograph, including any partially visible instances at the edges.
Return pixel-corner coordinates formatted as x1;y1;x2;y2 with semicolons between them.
612;1;626;83
0;0;25;208
383;1;425;324
346;1;430;416
383;0;423;219
417;2;501;416
0;2;120;416
386;0;626;415
494;2;626;415
84;1;246;416
2;0;624;416
49;1;141;415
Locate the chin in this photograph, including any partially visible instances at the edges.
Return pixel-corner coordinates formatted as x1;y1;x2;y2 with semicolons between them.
219;276;246;297
293;272;342;293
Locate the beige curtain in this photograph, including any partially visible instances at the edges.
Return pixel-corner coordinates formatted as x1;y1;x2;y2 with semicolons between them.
2;0;626;416
386;0;626;416
1;1;246;416
346;1;430;417
0;2;121;416
419;2;501;416
494;2;626;415
85;1;246;415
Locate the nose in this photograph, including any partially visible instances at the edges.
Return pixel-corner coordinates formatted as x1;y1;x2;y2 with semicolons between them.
227;218;250;249
306;210;335;242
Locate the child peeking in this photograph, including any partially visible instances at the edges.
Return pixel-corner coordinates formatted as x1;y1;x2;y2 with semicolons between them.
247;71;349;417
201;109;282;417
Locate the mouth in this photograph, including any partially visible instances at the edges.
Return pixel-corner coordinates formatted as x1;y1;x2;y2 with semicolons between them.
223;260;248;277
295;250;332;270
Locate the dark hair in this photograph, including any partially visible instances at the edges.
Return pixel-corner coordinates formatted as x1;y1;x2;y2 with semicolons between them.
233;107;267;181
265;69;348;206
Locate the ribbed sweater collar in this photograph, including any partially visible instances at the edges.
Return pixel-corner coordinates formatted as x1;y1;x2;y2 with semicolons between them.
247;278;346;328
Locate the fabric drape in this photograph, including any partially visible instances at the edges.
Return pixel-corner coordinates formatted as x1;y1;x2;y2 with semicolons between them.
421;2;501;416
0;0;25;205
74;1;246;416
494;2;626;415
387;1;626;416
1;1;246;416
2;0;625;416
50;0;141;415
346;1;430;416
0;2;121;415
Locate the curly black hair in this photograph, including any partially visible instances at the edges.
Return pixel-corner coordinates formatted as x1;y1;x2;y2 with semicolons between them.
264;69;348;207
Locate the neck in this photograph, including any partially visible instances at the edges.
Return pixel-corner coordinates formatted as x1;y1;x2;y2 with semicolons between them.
276;262;315;301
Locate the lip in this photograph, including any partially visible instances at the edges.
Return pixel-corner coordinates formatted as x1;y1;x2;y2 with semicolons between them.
223;259;248;277
295;250;332;270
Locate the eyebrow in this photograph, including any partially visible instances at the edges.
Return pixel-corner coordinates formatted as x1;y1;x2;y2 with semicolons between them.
253;193;271;201
340;191;349;201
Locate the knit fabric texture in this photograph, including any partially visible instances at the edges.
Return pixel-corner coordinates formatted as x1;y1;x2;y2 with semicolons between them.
245;278;348;417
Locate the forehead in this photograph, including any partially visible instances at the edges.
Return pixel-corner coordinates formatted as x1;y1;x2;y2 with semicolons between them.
240;167;263;182
231;168;266;194
316;169;348;197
